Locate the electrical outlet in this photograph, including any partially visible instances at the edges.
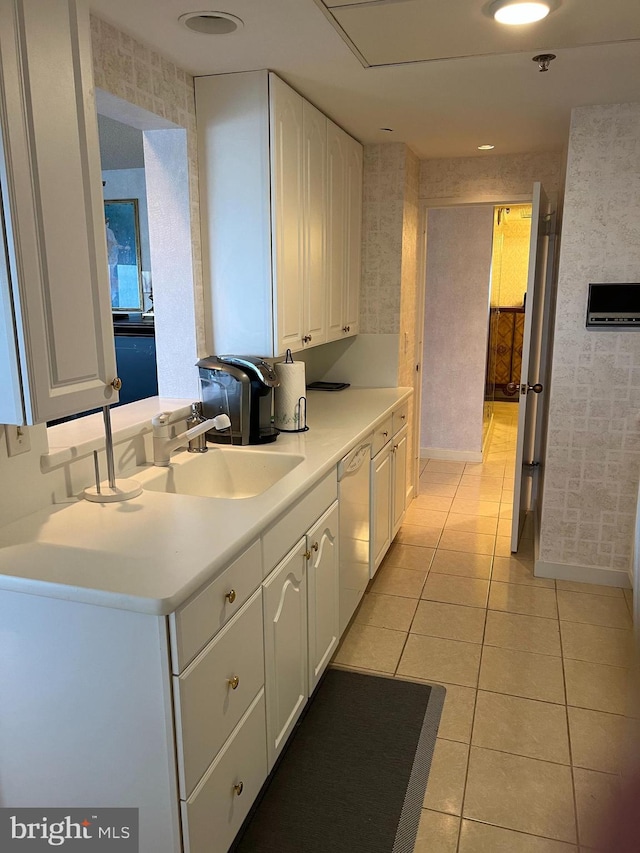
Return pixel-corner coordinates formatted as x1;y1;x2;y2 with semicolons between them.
5;424;31;457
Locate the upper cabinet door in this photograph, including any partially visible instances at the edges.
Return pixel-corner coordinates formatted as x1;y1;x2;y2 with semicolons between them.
0;0;118;425
344;136;363;336
269;74;304;357
301;100;327;348
326;121;347;343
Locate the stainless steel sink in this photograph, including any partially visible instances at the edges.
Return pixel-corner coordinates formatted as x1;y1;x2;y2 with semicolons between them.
139;447;305;499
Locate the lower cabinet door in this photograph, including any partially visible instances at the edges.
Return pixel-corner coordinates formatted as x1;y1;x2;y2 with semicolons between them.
263;538;308;770
307;501;339;694
370;444;392;577
181;689;267;853
392;426;409;537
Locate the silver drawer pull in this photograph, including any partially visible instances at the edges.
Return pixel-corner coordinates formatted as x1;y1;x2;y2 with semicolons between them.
228;675;240;690
225;589;236;604
233;781;244;796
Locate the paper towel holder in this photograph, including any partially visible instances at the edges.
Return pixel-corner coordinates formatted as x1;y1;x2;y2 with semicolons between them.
276;350;309;433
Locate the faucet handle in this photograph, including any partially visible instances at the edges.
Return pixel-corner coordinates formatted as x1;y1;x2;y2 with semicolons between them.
152;412;171;435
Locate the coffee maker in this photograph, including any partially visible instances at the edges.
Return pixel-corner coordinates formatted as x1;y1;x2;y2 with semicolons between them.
197;355;279;445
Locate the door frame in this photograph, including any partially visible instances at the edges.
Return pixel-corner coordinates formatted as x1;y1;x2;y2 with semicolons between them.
415;191;556;518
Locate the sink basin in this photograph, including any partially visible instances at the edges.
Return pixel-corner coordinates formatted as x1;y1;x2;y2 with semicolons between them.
140;447;305;499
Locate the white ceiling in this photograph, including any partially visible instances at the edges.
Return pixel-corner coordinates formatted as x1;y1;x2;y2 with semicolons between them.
87;0;640;159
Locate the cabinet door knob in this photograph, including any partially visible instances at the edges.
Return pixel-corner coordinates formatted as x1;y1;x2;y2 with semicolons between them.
382;430;388;438
303;549;312;560
342;325;351;333
401;414;406;420
225;589;236;604
303;334;312;343
110;377;122;391
233;782;244;796
228;675;240;690
312;541;319;552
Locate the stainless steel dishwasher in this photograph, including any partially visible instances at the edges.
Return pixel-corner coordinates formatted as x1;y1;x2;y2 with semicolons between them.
338;437;372;635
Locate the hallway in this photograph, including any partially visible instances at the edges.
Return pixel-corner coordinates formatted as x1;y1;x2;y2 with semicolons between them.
334;403;634;852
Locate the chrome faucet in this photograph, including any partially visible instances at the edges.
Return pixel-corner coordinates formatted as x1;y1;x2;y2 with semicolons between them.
151;409;231;467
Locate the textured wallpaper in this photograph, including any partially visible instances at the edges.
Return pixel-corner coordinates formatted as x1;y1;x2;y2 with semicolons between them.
420;151;563;203
539;103;640;574
89;15;205;353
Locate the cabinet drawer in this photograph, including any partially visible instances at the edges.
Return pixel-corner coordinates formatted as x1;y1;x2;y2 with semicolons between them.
371;416;392;456
174;589;264;800
392;401;409;435
182;689;267;853
170;539;262;673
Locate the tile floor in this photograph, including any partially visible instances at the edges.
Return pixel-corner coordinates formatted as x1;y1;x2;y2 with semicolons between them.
334;403;636;853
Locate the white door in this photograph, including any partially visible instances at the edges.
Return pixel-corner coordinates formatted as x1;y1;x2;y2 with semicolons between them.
301;100;327;348
326;121;347;342
262;537;308;770
511;183;551;551
307;502;339;693
343;135;362;337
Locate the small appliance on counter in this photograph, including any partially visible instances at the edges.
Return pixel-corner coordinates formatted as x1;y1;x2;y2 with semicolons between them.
197;355;279;444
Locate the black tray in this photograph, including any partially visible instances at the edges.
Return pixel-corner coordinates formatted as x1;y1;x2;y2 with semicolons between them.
306;381;350;391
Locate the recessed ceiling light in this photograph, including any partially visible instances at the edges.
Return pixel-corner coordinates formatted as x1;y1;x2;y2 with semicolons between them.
478;144;495;150
178;11;244;35
491;1;551;25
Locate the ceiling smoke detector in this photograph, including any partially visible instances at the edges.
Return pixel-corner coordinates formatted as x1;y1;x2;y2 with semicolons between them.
478;144;495;150
532;53;556;72
490;1;552;25
178;11;244;35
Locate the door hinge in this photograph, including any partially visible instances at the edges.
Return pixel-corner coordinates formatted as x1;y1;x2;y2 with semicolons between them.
524;461;540;469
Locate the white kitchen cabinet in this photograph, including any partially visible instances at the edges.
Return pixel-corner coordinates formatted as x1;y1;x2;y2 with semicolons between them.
370;410;410;577
196;70;361;358
302;100;327;348
307;501;339;693
327;122;363;342
371;443;392;575
263;537;308;770
0;0;118;425
392;425;409;538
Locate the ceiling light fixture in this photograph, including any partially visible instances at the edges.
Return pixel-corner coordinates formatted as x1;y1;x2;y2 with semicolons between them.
478;144;495;150
491;1;551;25
178;11;244;35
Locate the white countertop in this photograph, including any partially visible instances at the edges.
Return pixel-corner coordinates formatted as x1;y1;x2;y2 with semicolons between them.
0;388;411;615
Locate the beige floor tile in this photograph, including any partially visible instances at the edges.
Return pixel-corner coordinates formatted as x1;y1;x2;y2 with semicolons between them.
412;494;454;512
396;524;442;548
464;747;576;842
459;820;577;852
411;600;486;644
371;565;426;599
472;691;570;764
492;556;554;588
438;530;495;556
485;610;562;656
568;706;626;774
383;542;435;572
557;591;632;629
404;507;448;528
430;550;493;580
397;634;481;688
479;645;565;703
573;767;621;849
489;581;558;618
426;460;466;473
414;809;459;853
354;593;418;632
556;579;624;598
420;472;462;486
564;659;629;715
422;574;490;609
333;623;406;673
494;535;514;556
436;682;477;743
560;621;633;668
450;497;500;517
496;516;514;537
459;475;504;489
422;738;469;815
456;485;503;502
464;464;506;478
445;512;498;535
419;482;458;498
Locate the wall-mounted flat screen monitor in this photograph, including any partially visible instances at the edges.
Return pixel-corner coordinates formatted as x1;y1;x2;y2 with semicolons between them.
587;283;640;327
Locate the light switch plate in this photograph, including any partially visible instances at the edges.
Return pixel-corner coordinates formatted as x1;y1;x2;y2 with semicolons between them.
5;424;31;456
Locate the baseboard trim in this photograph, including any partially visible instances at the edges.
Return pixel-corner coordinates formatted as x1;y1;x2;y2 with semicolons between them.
421;447;482;463
482;413;495;460
535;556;632;589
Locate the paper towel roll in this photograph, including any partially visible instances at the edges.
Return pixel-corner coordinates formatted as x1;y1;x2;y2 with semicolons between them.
274;359;307;431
